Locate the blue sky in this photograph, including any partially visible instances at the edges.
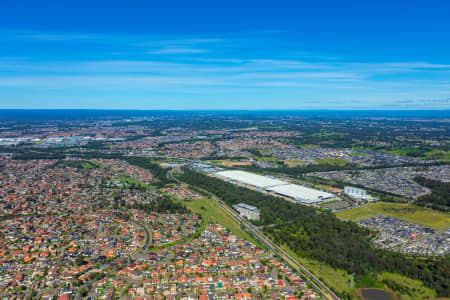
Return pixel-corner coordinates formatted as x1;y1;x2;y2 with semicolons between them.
0;0;449;109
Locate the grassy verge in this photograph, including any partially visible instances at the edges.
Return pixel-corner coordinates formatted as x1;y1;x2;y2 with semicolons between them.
277;243;352;295
182;197;262;247
336;202;450;230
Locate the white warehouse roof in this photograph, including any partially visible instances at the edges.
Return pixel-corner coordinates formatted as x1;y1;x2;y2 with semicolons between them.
215;170;287;189
233;203;259;212
267;184;335;204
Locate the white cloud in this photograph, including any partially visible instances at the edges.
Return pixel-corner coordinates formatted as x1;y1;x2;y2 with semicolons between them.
149;47;209;54
383;62;450;69
0;30;449;109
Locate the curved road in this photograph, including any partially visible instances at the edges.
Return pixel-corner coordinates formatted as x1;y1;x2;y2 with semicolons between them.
169;168;340;300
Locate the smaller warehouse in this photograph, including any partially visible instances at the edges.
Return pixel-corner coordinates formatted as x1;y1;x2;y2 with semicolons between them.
344;186;372;200
233;203;260;221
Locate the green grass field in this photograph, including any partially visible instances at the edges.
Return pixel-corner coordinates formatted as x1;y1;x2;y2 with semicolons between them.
183;197;261;246
379;147;450;162
116;176;151;190
300;144;321;149
277;243;352;294
314;157;349;166
382;147;425;156
336;202;450;230
377;272;436;300
423;149;450;161
284;159;309;167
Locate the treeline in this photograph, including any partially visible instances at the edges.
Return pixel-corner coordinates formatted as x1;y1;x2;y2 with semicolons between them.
129;198;189;214
125;156;173;186
414;177;450;212
110;191;188;214
178;170;449;297
54;160;99;169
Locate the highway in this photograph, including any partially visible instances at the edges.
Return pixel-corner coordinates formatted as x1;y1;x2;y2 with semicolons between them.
168;168;340;300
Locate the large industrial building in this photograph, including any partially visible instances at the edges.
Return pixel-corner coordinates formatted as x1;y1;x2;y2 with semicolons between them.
267;184;336;204
215;170;287;189
214;169;336;204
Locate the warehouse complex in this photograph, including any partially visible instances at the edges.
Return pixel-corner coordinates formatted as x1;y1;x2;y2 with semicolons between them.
215;170;287;189
267;184;335;204
214;170;336;205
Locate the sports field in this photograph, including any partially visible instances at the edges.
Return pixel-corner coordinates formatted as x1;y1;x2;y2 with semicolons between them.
336;202;450;230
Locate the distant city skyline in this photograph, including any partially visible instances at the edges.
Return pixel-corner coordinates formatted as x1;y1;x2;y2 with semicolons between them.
0;0;449;109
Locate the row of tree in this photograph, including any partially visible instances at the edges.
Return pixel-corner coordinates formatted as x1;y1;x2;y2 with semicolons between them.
124;156;173;186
